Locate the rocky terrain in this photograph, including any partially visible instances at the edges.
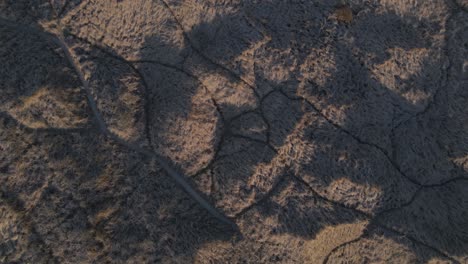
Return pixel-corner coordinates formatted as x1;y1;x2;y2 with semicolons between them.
1;0;467;263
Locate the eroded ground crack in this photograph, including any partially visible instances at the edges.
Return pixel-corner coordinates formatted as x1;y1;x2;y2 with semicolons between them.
1;1;466;261
158;0;465;191
55;32;238;230
322;230;368;264
293;175;460;263
63;33;155;151
276;89;463;189
0;17;238;230
390;0;457;135
158;0;261;102
233;171;287;219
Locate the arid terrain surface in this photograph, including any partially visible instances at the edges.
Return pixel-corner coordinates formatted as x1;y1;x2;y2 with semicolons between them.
1;0;468;263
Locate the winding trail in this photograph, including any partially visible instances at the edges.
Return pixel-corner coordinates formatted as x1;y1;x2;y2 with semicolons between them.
53;30;238;230
0;17;237;230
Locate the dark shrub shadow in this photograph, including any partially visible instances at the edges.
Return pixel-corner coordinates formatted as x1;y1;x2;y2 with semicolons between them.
175;1;467;262
1;1;467;263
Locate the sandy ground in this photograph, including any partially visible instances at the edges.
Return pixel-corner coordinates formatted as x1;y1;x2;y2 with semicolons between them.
1;0;467;263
